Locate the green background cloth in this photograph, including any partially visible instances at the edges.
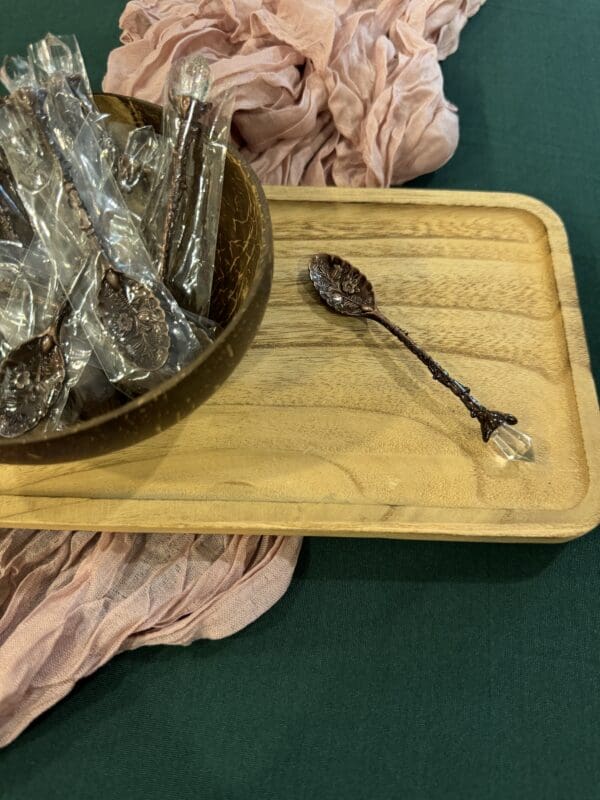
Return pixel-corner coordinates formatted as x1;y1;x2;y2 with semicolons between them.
1;1;599;797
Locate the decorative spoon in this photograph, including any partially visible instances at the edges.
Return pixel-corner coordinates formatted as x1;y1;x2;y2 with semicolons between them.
0;300;69;437
158;55;212;283
18;86;170;372
309;253;533;461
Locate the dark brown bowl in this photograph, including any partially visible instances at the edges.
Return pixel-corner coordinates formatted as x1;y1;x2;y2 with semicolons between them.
0;93;273;464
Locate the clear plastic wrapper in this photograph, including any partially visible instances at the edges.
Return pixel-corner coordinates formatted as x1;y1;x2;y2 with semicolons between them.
0;244;34;433
22;33;169;238
117;126;161;192
2;36;93;115
140;135;173;259
139;56;199;267
116;125;162;226
0;147;34;244
27;33;117;169
0;90;95;300
0;60;36;246
0;54;33;92
27;34;91;99
167;91;233;315
1;38;107;161
99;117;166;234
142;55;233;316
67;98;204;394
183;309;221;347
0;82;202;398
31;34;169;221
0;238;93;438
40;309;94;433
57;344;126;426
0;34;116;172
0;239;61;348
0;241;34;348
138;56;199;261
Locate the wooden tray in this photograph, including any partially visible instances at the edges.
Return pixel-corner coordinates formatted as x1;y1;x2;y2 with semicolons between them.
1;187;598;542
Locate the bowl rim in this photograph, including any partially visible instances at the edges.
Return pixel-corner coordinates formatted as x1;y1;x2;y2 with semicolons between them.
0;93;273;450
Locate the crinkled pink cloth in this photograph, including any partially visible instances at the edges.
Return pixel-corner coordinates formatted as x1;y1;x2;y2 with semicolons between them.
0;531;301;746
104;0;485;186
1;0;483;749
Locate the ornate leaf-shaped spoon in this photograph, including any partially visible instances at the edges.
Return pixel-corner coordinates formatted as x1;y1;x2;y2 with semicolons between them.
0;300;69;437
309;253;533;461
18;86;170;372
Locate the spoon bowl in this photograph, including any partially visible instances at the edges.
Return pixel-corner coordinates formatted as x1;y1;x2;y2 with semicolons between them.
0;324;65;437
97;268;170;372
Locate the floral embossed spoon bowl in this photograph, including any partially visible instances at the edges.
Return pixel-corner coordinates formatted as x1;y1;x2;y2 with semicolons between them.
309;252;534;462
0;301;68;437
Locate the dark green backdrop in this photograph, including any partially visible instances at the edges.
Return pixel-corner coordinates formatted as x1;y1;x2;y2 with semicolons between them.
1;2;599;798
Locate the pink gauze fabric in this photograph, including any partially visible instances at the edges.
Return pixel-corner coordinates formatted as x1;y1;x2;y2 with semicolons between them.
104;0;485;186
0;0;483;749
0;531;301;747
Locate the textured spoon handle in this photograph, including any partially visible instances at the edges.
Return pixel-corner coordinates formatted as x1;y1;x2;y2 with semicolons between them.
0;196;19;242
23;87;112;270
158;97;211;280
368;309;517;442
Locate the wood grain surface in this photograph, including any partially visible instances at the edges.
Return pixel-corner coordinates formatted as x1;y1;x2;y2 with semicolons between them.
0;187;598;541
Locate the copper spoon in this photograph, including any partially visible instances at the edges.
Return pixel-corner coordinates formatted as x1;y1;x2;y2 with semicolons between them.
309;253;533;460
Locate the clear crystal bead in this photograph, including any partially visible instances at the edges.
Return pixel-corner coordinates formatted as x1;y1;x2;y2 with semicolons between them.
33;34;77;77
169;54;211;101
489;424;534;462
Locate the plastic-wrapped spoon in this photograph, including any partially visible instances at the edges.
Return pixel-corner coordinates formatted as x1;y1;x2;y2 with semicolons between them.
158;54;212;283
21;86;171;373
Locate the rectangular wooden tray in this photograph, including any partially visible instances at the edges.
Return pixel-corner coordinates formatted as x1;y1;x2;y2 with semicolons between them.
1;187;598;542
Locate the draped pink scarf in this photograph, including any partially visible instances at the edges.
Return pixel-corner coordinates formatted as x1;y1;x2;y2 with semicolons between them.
104;0;485;186
0;0;483;748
